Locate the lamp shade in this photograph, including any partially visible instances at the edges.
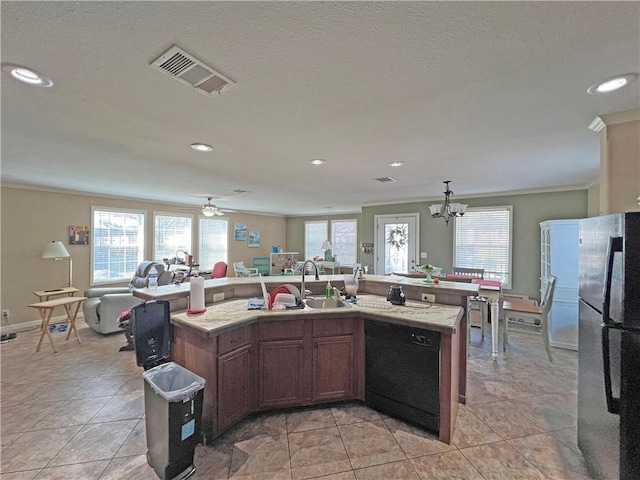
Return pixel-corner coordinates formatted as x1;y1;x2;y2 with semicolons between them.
321;240;332;250
41;241;70;259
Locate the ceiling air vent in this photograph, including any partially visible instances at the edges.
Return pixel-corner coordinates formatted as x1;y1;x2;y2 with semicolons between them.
151;45;236;96
375;177;397;183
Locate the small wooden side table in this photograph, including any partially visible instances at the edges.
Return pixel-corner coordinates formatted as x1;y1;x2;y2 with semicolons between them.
33;286;79;302
28;296;86;353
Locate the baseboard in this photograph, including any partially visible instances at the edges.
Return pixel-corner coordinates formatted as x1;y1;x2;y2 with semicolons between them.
1;319;42;334
1;313;78;334
549;340;578;351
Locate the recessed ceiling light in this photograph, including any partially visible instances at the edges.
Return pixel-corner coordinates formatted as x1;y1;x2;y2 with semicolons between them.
587;73;638;94
309;159;326;166
388;161;404;167
191;143;214;152
1;63;53;87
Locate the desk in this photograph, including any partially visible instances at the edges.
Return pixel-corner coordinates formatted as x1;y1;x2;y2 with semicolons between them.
28;297;86;353
33;287;79;302
317;261;340;274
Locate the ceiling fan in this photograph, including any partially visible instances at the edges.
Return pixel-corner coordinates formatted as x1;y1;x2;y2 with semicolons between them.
200;197;230;216
182;197;233;216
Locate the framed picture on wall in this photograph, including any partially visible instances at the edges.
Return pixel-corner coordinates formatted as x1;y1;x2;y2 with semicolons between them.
69;226;90;245
234;222;247;241
248;230;260;247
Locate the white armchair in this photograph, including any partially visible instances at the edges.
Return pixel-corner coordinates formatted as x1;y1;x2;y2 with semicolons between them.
233;261;259;277
82;261;171;334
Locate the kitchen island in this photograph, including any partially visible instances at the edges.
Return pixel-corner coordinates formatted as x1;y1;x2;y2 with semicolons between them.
134;275;477;444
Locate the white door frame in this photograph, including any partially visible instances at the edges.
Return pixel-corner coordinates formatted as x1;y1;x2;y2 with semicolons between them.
374;213;420;275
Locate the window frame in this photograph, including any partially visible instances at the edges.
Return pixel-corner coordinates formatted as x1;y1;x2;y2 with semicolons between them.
453;205;513;289
90;206;146;286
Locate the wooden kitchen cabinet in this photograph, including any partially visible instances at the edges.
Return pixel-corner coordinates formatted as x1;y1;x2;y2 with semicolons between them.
217;344;252;431
258;339;305;407
313;335;355;402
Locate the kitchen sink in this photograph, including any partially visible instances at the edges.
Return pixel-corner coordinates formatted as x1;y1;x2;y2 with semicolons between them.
304;298;350;309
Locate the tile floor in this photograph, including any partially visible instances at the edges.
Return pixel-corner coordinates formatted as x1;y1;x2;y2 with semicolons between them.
1;322;590;479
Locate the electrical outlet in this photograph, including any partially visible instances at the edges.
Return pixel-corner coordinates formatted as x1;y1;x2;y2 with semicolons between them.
1;310;8;319
212;292;225;302
421;293;436;303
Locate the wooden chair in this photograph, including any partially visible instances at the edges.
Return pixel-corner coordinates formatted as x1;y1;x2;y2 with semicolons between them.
252;257;270;275
502;276;556;361
233;261;259;277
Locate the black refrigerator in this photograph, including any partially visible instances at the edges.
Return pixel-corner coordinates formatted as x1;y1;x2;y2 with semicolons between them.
578;212;640;480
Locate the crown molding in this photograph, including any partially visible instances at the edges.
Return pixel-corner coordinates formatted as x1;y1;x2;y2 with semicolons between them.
0;182;287;217
585;178;600;189
362;184;589;208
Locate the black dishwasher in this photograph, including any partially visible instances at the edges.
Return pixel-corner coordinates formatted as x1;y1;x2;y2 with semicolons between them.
365;319;440;433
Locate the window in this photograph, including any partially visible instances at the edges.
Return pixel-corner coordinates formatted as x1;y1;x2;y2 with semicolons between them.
91;207;145;285
199;217;228;269
154;213;192;263
453;206;512;289
305;221;328;260
331;219;358;266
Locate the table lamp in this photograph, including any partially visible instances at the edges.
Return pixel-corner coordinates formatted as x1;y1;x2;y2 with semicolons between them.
321;240;332;261
41;241;73;286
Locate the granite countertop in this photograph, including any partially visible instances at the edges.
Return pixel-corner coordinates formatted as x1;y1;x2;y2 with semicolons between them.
136;274;479;301
170;293;463;338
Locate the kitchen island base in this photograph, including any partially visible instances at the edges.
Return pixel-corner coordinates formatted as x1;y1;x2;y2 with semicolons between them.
172;307;463;445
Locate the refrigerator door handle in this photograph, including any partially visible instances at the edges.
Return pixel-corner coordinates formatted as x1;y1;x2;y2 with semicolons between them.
601;323;621;415
602;236;623;326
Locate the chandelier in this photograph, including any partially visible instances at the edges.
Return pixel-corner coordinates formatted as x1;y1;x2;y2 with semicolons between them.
428;181;468;225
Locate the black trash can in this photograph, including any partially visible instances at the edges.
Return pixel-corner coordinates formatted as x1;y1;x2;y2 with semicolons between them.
143;362;205;480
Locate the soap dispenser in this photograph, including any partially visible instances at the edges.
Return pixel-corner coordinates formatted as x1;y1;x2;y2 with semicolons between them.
326;280;333;299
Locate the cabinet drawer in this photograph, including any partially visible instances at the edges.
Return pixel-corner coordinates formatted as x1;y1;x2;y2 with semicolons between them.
218;325;252;355
313;318;356;337
260;320;304;341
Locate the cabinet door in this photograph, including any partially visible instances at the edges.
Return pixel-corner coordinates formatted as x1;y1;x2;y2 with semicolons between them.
313;335;355;402
259;339;304;407
217;344;252;432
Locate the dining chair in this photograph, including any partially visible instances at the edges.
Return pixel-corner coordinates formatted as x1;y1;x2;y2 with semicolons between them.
233;261;259;277
452;267;484;279
502;275;557;361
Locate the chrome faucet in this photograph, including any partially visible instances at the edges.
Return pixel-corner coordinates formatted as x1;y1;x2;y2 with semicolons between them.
300;260;320;300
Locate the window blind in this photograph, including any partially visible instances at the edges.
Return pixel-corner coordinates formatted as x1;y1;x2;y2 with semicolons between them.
305;221;328;260
154;214;192;263
92;208;145;284
453;207;512;288
331;219;358;266
199;218;228;269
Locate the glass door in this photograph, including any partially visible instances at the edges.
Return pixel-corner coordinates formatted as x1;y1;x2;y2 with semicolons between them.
375;214;419;274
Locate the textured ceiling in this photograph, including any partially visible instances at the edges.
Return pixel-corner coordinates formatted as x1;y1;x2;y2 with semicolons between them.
2;2;639;215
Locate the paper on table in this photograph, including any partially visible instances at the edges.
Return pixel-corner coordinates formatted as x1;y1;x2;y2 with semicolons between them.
188;276;206;313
